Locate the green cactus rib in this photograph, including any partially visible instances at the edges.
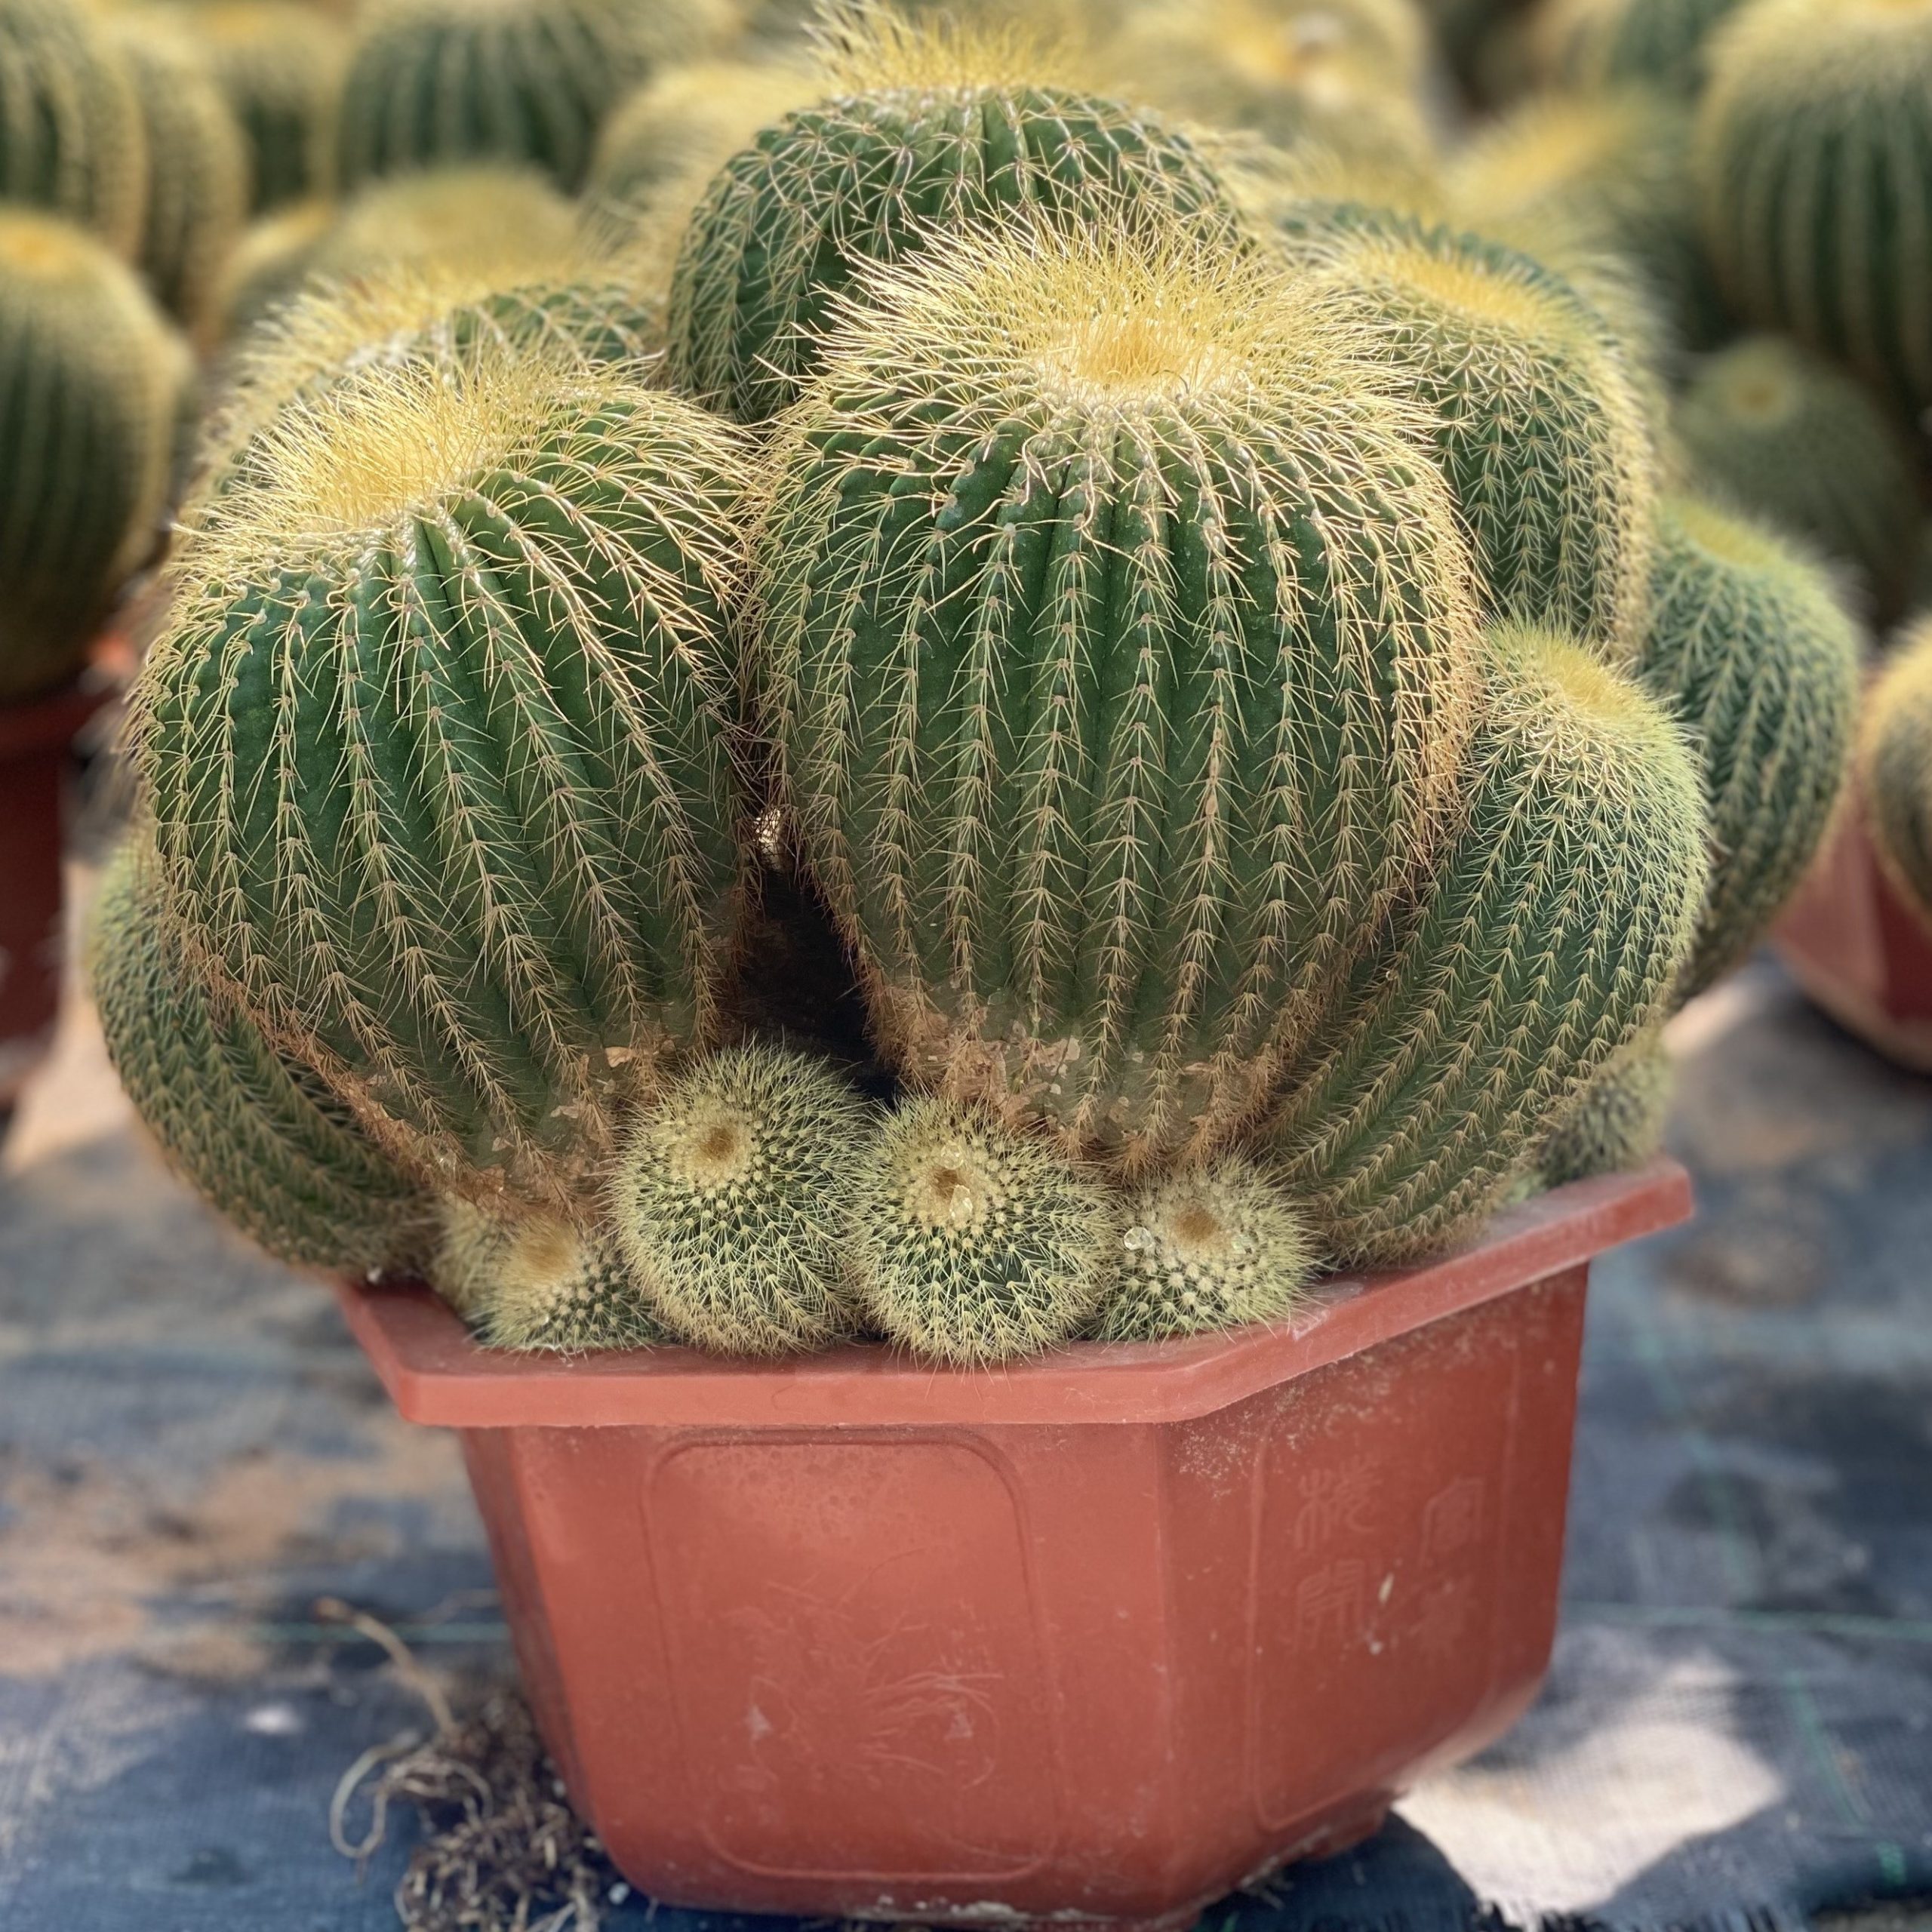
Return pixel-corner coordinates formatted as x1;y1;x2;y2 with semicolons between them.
467;1211;677;1352
1264;621;1707;1266
1538;1027;1673;1187
131;351;753;1205
1634;497;1862;1001
1535;0;1748;95
0;209;192;702
0;0;146;255
1674;337;1922;616
1090;1154;1317;1343
757;222;1484;1171
93;836;429;1275
1860;620;1932;930
1281;202;1657;661
847;1098;1118;1365
610;1042;872;1357
1697;0;1932;408
337;0;717;195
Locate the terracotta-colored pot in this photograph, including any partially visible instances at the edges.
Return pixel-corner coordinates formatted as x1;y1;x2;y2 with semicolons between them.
0;679;110;1119
339;1159;1692;1930
1774;798;1932;1072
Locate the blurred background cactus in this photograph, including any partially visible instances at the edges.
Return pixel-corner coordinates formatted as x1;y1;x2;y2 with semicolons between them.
1862;623;1932;931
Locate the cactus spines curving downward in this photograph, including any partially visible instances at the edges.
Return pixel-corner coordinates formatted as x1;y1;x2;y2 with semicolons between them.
1532;0;1748;95
1673;337;1921;617
184;2;347;212
131;349;754;1204
93;837;429;1275
0;209;192;701
1091;1156;1317;1343
758;222;1484;1171
470;1214;677;1352
1264;621;1707;1266
337;0;722;195
847;1099;1118;1365
1697;0;1932;408
609;1043;872;1357
1633;497;1863;1000
1858;620;1932;930
1284;204;1657;661
1537;1028;1673;1187
666;11;1236;423
0;0;146;255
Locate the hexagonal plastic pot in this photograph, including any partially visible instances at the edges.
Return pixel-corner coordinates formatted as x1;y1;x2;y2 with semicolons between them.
337;1158;1692;1931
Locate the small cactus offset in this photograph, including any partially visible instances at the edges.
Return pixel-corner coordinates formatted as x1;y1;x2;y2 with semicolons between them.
131;350;754;1204
1532;0;1748;95
469;1215;677;1352
337;0;722;195
0;209;192;701
666;10;1236;423
92;837;429;1276
1860;621;1932;930
1091;1156;1317;1343
847;1099;1118;1365
1537;1029;1674;1186
1265;621;1707;1266
609;1044;872;1357
1633;497;1863;1001
1672;337;1921;617
1284;204;1657;660
757;222;1483;1171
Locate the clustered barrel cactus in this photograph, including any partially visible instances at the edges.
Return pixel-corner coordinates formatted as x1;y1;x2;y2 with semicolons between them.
78;0;1906;1366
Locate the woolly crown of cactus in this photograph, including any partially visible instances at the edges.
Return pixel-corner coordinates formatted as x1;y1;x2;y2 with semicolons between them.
130;348;754;1204
757;217;1484;1171
1861;619;1932;929
666;8;1235;423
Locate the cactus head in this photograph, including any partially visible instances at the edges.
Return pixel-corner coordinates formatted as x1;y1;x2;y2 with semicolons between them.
1537;1029;1673;1186
216;197;335;337
428;1196;515;1320
848;1100;1118;1365
93;836;430;1275
1091;1155;1318;1343
610;1044;873;1358
666;10;1236;422
469;1214;676;1352
131;348;753;1204
312;166;581;291
1635;496;1863;1000
758;217;1483;1169
1532;0;1749;94
1860;618;1932;929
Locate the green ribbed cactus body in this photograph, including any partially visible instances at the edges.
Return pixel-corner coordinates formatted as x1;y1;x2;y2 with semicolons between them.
1265;623;1707;1266
1859;620;1932;927
1534;0;1746;94
1674;337;1921;616
337;0;715;194
1697;0;1932;407
132;356;752;1204
1284;203;1656;660
186;2;346;211
93;838;429;1275
0;211;191;700
112;19;251;338
1537;1029;1672;1186
0;0;145;253
668;82;1232;423
758;226;1484;1171
1635;497;1862;999
469;1214;676;1352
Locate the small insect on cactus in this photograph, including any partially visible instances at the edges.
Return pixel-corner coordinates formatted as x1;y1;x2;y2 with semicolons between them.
847;1100;1118;1365
610;1044;873;1357
0;208;192;701
666;8;1237;423
1537;1028;1674;1186
465;1211;676;1352
0;0;146;255
757;219;1484;1171
130;348;753;1205
93;837;430;1276
1265;620;1708;1266
1672;337;1921;617
1091;1156;1317;1344
337;0;721;195
1531;0;1749;95
1697;0;1932;408
1281;203;1657;661
1860;619;1932;930
1633;496;1863;1001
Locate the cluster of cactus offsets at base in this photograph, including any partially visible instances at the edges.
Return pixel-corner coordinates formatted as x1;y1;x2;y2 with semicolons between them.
611;1045;872;1355
1531;0;1747;95
1860;624;1932;931
129;349;753;1205
1538;1029;1675;1186
93;839;429;1277
469;1216;676;1352
666;11;1236;423
1632;497;1861;1001
0;209;191;701
1264;622;1706;1266
758;221;1483;1172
